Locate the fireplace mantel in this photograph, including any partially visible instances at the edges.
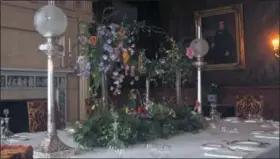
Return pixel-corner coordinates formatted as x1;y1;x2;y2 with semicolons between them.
0;67;73;124
1;67;74;74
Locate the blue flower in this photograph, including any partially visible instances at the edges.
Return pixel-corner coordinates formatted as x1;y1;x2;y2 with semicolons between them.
103;43;113;53
78;35;88;45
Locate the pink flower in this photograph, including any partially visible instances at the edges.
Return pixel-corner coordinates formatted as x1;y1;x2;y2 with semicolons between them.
186;47;194;59
194;100;200;111
124;65;130;76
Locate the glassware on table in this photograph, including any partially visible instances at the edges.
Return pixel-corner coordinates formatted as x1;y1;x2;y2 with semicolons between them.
220;124;239;134
254;114;264;122
107;111;125;158
248;113;252;120
146;143;172;158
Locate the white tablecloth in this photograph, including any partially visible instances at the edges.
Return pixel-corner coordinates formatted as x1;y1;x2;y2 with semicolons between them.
7;120;280;158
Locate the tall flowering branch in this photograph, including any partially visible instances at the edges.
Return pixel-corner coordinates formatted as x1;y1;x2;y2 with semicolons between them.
76;21;140;96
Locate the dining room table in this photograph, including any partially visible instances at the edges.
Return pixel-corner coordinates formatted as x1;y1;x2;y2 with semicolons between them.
3;117;280;158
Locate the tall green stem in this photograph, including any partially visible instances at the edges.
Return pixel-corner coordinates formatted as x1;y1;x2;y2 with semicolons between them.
145;78;150;108
175;69;182;104
101;72;108;109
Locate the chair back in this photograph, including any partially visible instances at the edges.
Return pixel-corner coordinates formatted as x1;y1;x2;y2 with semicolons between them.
236;95;264;119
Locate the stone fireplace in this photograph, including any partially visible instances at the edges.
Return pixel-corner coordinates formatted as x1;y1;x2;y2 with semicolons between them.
0;67;72;133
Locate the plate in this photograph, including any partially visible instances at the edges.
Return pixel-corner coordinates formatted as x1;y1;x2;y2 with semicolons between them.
234;141;260;146
224;117;238;122
244;120;257;123
230;120;240;123
260;124;270;128
254;135;279;140
11;135;29;141
228;140;269;151
251;130;264;135
227;140;263;147
201;143;224;150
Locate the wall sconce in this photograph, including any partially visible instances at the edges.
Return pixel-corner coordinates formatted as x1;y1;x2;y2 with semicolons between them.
272;37;279;58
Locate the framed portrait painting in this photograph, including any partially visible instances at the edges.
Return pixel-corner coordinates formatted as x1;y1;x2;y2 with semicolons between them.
194;4;245;70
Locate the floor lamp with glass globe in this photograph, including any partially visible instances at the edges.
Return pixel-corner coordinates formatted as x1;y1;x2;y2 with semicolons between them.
33;1;75;158
190;25;209;114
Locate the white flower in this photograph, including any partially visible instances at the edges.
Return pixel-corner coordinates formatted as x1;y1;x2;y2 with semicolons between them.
113;80;120;85
102;55;108;60
110;54;117;61
107;39;112;44
119;78;123;83
113;71;119;76
113;89;121;95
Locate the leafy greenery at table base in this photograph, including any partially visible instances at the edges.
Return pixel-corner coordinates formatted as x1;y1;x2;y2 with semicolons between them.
73;103;204;148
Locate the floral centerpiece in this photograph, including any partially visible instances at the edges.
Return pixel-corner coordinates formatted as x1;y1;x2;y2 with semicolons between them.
72;9;204;149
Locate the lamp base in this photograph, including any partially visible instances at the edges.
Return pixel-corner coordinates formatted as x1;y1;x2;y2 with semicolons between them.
33;133;75;158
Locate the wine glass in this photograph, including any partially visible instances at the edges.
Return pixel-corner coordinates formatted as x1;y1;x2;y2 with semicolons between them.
146;144;161;158
161;144;172;157
146;143;172;158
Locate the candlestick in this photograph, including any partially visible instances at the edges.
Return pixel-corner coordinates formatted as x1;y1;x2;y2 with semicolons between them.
58;36;65;68
33;1;75;156
68;38;71;53
56;88;60;111
197;25;201;39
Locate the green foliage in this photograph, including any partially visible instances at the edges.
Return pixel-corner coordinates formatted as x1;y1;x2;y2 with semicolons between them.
73;103;204;148
170;104;204;132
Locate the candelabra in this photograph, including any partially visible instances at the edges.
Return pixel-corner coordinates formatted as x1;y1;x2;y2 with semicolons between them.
107;111;125;157
0;109;11;143
33;1;74;158
1;109;13;136
190;25;209;114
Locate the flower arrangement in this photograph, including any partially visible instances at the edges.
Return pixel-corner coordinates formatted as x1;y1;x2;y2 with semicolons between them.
72;8;204;149
76;21;141;95
75;16;192;96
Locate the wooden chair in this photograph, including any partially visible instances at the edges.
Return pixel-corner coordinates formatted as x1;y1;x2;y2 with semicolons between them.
236;95;264;119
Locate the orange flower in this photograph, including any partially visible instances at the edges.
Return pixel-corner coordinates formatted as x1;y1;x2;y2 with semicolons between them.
88;36;97;45
122;51;129;64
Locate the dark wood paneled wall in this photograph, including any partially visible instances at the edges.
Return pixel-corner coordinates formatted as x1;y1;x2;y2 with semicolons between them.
109;0;279;121
159;0;279;87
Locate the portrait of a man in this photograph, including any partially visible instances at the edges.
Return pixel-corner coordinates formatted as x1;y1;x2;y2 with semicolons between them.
195;4;245;70
206;19;237;64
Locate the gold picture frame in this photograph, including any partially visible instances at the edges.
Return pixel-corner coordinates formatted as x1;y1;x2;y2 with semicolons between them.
194;4;245;70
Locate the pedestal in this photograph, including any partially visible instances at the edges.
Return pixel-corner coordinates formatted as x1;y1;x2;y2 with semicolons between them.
33;133;75;158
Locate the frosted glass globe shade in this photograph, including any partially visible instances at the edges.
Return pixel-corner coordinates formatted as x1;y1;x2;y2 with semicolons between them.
190;38;209;58
34;5;67;37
